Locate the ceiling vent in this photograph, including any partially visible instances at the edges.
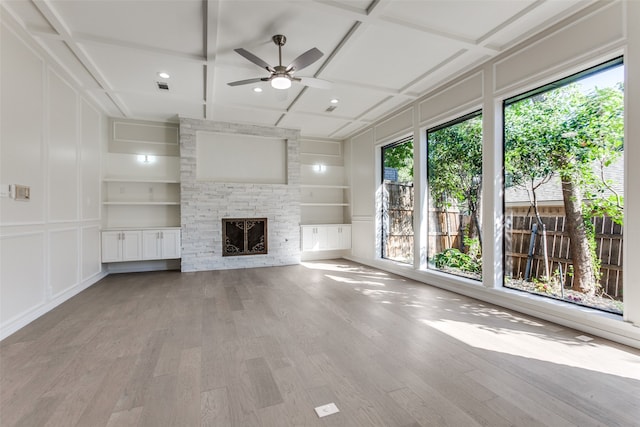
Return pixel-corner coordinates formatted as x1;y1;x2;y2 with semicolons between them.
325;105;337;112
157;81;169;91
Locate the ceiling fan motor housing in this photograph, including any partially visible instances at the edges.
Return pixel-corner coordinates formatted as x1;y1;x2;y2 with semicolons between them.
272;34;287;46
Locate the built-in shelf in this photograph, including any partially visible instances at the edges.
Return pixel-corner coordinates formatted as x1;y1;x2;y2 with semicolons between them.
301;202;350;207
300;184;349;189
300;163;349;225
103;150;181;230
104;178;180;184
103;201;180;206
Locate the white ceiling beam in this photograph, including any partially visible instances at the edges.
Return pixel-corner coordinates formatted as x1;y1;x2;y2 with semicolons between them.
204;0;220;120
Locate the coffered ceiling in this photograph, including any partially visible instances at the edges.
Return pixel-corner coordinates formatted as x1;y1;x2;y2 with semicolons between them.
2;0;593;139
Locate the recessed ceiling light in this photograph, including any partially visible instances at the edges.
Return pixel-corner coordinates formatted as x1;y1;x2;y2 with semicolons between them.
158;72;170;79
330;98;339;104
253;87;263;93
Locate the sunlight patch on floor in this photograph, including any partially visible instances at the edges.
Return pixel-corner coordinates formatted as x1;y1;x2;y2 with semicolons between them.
324;274;387;287
301;262;389;276
419;318;640;380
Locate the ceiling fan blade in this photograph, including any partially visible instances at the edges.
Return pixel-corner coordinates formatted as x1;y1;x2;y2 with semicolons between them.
227;77;267;87
286;48;323;72
298;77;332;89
234;48;274;72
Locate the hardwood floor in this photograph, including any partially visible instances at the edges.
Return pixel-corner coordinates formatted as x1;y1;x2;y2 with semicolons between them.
1;260;639;426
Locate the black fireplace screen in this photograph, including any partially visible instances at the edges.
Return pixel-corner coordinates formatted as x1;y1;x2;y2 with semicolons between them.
222;218;267;256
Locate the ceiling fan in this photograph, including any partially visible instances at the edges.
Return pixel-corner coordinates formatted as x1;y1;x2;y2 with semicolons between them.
228;35;331;90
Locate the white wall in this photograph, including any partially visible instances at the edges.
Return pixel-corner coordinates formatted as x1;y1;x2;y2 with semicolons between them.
0;17;106;340
345;1;640;348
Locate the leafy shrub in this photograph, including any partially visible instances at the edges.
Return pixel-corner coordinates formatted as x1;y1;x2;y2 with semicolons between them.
434;248;481;273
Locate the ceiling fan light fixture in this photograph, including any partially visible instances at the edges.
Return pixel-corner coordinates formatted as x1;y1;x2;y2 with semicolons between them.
271;76;291;90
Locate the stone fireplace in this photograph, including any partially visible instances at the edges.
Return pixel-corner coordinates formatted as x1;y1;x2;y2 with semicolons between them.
179;118;301;272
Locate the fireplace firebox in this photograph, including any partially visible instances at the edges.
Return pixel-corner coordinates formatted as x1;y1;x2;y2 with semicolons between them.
222;218;267;256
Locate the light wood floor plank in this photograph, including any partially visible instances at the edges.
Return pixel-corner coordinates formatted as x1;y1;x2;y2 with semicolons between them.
200;387;230;427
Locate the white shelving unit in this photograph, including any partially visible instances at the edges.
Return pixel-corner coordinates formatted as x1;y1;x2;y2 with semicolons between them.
101;119;182;268
300;161;351;256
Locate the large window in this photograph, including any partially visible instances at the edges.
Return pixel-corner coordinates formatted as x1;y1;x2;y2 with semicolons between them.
427;112;483;280
503;58;624;314
381;138;414;263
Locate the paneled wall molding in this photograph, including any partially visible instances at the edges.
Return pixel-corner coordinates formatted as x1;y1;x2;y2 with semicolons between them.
1;17;105;340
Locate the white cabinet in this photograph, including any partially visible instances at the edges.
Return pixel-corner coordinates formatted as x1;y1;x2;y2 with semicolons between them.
302;226;328;251
142;229;181;260
301;224;351;252
101;231;142;262
102;228;180;262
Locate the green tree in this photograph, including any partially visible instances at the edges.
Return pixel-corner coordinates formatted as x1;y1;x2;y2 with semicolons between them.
428;115;483;246
505;83;624;295
383;140;413;183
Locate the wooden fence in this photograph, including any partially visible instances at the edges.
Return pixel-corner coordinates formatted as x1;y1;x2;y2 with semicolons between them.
505;214;623;299
383;183;624;299
382;183;413;261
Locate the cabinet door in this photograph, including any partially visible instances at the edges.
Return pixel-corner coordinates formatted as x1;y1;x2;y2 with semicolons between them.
316;226;329;250
142;231;161;260
161;230;181;259
338;225;351;249
121;231;142;261
101;231;122;262
326;226;340;250
301;226;314;251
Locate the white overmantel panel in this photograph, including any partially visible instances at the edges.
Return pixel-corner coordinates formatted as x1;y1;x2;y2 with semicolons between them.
493;1;625;94
196;132;287;184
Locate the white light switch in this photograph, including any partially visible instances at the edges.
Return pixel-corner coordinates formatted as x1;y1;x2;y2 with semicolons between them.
0;184;10;198
314;402;339;418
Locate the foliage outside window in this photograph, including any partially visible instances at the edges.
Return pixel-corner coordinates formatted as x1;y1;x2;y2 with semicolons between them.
381;139;414;264
427;112;483;280
503;59;624;314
